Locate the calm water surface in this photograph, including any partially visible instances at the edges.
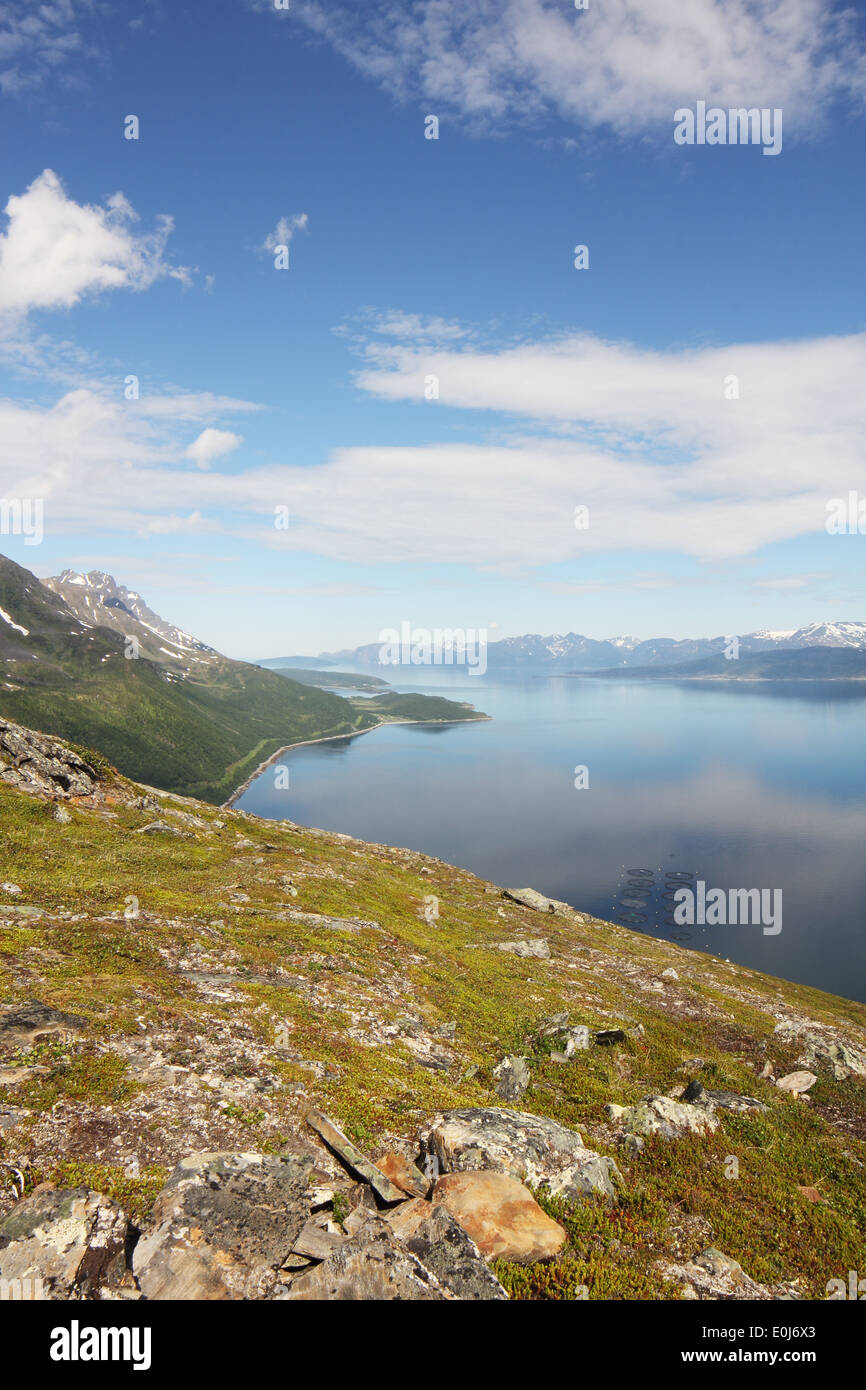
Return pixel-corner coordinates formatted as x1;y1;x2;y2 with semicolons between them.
237;676;866;1002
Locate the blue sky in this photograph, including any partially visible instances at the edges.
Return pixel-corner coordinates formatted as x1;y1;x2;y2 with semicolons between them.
0;0;864;658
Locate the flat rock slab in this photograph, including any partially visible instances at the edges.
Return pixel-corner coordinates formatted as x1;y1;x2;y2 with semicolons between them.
0;1187;128;1299
606;1095;720;1140
432;1172;567;1265
133;1150;312;1300
773;1019;866;1080
279;910;380;933
658;1247;773;1301
682;1080;768;1114
503;888;571;915
282;1218;449;1300
421;1106;621;1202
0;1002;87;1050
306;1110;406;1204
494;939;551;959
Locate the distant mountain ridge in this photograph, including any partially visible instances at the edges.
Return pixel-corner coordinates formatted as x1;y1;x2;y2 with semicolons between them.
315;621;866;673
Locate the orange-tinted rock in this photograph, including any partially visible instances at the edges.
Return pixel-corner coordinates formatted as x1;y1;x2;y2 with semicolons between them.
432;1171;567;1265
376;1151;431;1199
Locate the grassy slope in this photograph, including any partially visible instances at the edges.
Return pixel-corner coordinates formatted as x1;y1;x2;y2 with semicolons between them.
0;764;864;1299
0;555;486;802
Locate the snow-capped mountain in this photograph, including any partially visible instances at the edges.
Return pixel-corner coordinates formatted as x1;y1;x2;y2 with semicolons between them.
319;622;866;673
757;621;866;649
42;570;219;677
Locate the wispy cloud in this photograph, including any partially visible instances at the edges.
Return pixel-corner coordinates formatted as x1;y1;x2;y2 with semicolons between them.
261;213;309;255
291;0;866;138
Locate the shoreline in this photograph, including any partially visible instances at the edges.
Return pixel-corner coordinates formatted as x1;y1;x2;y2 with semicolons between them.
222;714;491;808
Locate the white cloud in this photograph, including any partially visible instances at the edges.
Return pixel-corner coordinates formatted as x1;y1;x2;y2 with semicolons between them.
1;325;863;567
294;0;866;137
0;170;189;328
262;213;309;254
185;428;244;470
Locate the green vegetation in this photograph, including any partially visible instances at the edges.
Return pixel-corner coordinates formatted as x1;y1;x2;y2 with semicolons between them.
0;554;486;802
0;753;863;1299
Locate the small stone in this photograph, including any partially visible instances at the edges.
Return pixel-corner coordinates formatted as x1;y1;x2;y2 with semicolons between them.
1;882;21;895
660;967;679;980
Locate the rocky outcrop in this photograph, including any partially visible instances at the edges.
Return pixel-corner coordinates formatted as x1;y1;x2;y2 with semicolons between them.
0;719;108;802
773;1017;866;1080
0;1187;128;1299
421;1107;622;1202
132;1151;313;1300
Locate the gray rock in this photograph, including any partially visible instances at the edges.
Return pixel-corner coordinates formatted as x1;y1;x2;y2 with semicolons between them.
492;1055;531;1102
403;1204;509;1300
659;1246;771;1301
305;1110;406;1204
421;1106;622;1203
773;1019;866;1080
494;939;551;959
605;1095;720;1140
282;1217;449;1300
133;1150;313;1300
0;1187;128;1299
0;718;106;801
503;888;571;915
0;1002;87;1049
135;821;192;838
682;1080;768;1114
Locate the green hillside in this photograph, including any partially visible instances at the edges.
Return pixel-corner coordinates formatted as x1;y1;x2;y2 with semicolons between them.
0;554;486;803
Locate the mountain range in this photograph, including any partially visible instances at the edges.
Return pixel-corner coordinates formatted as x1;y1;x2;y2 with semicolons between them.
316;622;866;675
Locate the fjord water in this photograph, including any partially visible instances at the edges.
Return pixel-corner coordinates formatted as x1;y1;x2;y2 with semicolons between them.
237;676;866;1002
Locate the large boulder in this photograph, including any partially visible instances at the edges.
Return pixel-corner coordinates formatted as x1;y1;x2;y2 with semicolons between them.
282;1217;450;1300
0;1187;128;1299
421;1107;622;1202
133;1151;312;1300
432;1172;567;1265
